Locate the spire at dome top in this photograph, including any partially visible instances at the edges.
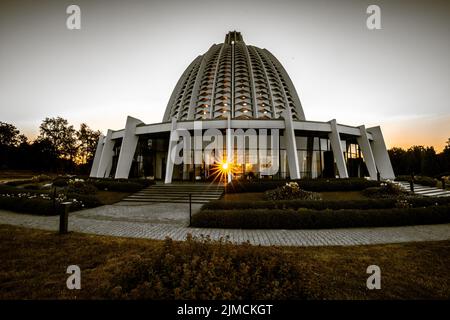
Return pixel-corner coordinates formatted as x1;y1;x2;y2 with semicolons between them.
225;31;243;44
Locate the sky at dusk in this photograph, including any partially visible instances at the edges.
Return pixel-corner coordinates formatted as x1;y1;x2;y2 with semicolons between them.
0;0;449;151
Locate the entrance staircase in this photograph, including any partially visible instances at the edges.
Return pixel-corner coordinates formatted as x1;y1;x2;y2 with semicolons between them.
121;183;225;204
395;181;450;197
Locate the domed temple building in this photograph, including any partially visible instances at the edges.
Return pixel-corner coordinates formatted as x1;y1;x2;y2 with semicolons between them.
89;31;395;183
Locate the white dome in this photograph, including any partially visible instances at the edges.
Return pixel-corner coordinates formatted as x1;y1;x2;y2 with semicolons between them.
164;31;305;122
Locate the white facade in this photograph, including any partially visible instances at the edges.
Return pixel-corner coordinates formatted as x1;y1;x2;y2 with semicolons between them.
90;32;395;182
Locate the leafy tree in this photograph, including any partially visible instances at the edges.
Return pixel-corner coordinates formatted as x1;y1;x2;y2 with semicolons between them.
76;123;101;165
38;117;77;161
29;138;58;171
422;146;439;176
388;147;408;175
0;122;20;146
439;138;450;174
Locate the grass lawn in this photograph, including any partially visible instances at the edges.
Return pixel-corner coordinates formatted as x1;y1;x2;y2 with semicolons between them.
0;170;55;183
0;170;38;179
96;191;133;205
0;224;449;299
222;192;266;201
319;191;369;201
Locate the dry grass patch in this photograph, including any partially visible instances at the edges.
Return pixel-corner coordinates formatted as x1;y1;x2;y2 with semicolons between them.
96;191;133;205
0;224;449;300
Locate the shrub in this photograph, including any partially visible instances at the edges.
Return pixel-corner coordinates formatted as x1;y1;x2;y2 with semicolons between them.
226;178;380;193
67;179;98;195
20;183;42;190
362;182;406;199
31;174;52;183
66;193;102;208
89;180;144;193
52;177;69;187
0;185;50;195
265;182;321;201
0;196;62;215
192;205;450;229
105;235;304;299
5;179;33;187
202;197;450;211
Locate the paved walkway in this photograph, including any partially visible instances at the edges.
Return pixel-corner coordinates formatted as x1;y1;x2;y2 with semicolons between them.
1;206;450;247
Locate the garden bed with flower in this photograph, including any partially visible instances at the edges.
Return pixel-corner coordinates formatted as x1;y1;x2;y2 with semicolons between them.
0;175;153;216
192;180;450;229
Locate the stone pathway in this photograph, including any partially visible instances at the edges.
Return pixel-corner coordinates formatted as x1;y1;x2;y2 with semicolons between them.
396;181;450;197
1;208;450;247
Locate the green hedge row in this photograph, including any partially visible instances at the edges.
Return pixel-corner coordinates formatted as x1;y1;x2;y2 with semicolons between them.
0;193;101;215
201;197;450;211
0;197;63;216
0;185;51;195
66;193;102;208
192;205;450;229
90;180;146;192
4;179;34;187
225;178;380;193
52;177;154;192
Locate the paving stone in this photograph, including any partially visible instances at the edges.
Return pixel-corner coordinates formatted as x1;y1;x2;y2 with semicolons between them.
1;208;450;247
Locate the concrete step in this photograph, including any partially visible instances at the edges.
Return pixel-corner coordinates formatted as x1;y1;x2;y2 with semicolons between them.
121;183;225;204
121;198;212;204
394;181;450;197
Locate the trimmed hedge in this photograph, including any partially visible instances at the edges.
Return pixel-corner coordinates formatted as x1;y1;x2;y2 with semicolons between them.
192;205;450;229
87;177;154;187
0;197;63;216
226;178;380;193
90;180;145;192
52;178;68;187
4;179;33;187
0;193;101;215
51;177;154;192
201;197;450;211
66;193;102;208
0;185;51;195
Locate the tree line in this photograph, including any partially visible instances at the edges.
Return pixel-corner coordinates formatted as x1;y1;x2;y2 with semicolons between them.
388;141;450;177
0;117;101;174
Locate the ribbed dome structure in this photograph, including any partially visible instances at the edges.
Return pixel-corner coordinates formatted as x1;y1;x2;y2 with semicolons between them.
163;31;305;122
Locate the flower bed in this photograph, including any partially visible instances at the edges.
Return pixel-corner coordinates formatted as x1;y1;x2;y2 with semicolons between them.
226;178;380;193
264;182;321;201
0;192;85;215
0;184;101;215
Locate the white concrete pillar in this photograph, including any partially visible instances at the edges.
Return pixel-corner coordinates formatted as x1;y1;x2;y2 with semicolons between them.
282;110;300;179
96;130;115;178
114;116;143;179
328;119;349;178
164;118;178;184
89;134;104;178
226;114;232;183
366;126;395;179
356;125;378;180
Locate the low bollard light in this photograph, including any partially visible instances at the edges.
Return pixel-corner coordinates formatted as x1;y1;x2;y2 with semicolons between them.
409;180;414;193
189;193;192;227
59;202;71;234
